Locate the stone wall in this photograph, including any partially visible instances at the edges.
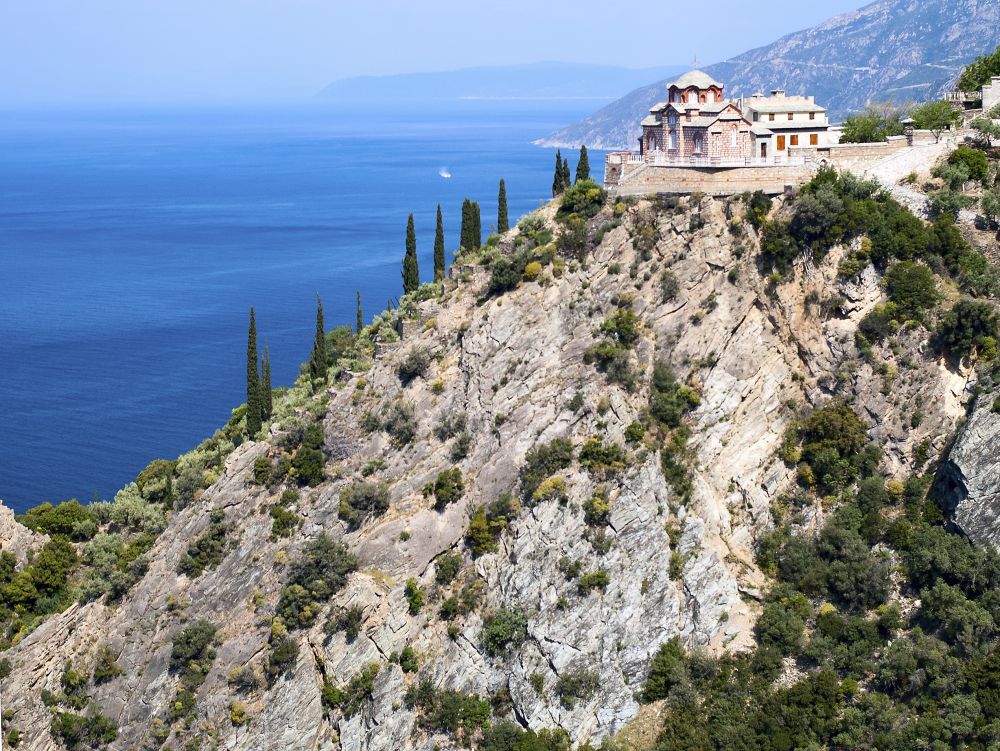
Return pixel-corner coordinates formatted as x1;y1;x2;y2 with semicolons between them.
609;162;815;197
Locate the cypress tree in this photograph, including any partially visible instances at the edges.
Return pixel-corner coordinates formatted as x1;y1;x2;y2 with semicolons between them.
402;213;420;294
552;149;564;196
246;307;262;436
471;201;481;249
575;145;590;183
309;294;327;385
356;290;363;334
459;198;472;251
497;179;509;233
433;204;446;281
261;346;273;419
561;157;572;190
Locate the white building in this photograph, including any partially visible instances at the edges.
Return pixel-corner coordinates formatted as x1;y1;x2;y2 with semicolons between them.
738;90;830;158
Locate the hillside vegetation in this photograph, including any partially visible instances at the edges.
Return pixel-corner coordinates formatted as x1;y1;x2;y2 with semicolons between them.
1;152;1000;749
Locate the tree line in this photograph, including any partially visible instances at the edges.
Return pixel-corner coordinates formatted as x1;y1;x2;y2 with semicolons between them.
401;178;512;294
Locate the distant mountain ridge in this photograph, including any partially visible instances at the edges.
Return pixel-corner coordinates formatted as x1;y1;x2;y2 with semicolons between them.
318;62;687;101
541;0;1000;149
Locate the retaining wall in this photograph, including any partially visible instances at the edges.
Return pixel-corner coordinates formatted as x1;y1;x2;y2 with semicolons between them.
609;163;815;197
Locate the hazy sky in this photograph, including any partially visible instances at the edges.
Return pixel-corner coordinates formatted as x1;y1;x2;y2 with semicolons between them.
0;0;867;104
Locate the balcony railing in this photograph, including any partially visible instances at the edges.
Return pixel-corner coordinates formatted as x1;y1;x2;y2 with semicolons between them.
607;151;807;168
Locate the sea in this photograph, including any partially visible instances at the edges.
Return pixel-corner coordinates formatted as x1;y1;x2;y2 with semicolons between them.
0;99;606;513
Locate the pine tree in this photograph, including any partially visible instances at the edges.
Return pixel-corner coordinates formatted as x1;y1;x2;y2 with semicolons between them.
561;156;572;190
471;201;481;249
575;145;590;183
356;290;363;334
246;307;262;436
261;345;273;419
552;149;564;196
433;204;446;281
497;179;509;233
402;213;420;294
309;294;327;385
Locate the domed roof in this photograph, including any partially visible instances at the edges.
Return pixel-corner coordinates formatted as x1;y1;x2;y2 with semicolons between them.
668;69;723;90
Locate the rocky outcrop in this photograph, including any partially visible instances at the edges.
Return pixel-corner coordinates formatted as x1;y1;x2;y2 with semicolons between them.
0;195;976;750
0;503;47;565
938;395;1000;546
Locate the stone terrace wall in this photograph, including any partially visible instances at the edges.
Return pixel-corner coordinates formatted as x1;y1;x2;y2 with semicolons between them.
610;163;815;197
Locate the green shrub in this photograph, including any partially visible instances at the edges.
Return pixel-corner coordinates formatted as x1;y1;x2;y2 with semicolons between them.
755;602;805;654
265;634;299;683
558;180;606;220
745;190;773;229
397;347;431;384
858;302;900;343
382;400;417;446
291;422;326;487
431;468;464;511
253;455;273;486
583;487;611;526
600;308;641;346
322;662;380;718
487;251;531;296
435;410;467;441
555;215;588;258
339;481;390;529
405;678;491;744
555;665;600;708
480;608;528;658
948;145;990;183
170;619;217;677
643;637;688;701
325;605;364;643
91;644;123;685
270;505;302;540
649;363;700;429
49;711;117;750
520;437;574;502
466;494;520;556
176;509;228;578
439;580;484;621
135;458;177;506
794;401;876;493
276;535;358;627
885;261;939;321
18;500;97;541
938;298;999;360
578;438;627;478
577;569;609;595
404;578;424;615
435;552;463;586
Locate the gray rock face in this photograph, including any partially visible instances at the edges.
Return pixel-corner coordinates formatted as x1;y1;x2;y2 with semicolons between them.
938;396;1000;546
0;195;974;750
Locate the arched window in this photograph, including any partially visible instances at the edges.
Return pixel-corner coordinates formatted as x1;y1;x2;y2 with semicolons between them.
694;134;703;154
700;93;706;103
670;130;678;150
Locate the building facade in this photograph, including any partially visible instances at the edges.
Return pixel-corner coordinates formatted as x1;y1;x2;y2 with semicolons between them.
739;90;830;157
637;70;830;163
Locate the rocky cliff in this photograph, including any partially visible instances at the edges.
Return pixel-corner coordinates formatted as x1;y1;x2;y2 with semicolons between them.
541;0;1000;149
0;170;997;749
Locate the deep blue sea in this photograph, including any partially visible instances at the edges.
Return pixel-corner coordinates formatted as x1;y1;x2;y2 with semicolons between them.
0;100;605;512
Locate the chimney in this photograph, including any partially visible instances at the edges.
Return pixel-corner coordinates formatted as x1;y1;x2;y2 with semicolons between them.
772;89;785;98
807;96;814;103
